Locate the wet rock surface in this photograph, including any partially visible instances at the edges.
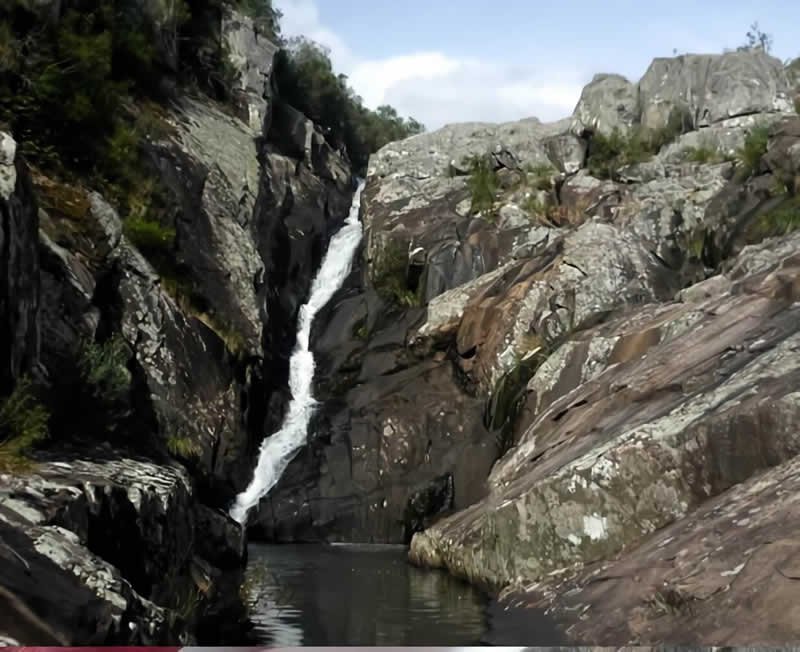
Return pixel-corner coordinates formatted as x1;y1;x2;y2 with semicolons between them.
252;281;497;543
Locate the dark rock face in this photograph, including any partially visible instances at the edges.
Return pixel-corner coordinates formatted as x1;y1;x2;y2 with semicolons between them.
252;278;497;543
195;505;246;569
0;520;119;646
0;457;228;645
0;134;39;394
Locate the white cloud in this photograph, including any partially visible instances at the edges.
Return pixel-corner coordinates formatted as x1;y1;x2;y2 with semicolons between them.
273;0;585;131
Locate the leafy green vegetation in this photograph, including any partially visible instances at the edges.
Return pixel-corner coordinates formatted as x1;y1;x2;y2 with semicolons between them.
465;155;498;214
750;196;800;240
274;37;424;173
78;335;133;414
522;194;548;220
124;215;177;259
166;434;202;460
586;108;690;179
0;1;172;173
0;377;49;472
373;241;419;307
42;335;135;446
353;320;370;341
736;124;771;179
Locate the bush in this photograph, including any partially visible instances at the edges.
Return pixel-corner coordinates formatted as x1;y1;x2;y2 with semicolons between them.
525;163;556;190
0;377;49;471
373;241;419;307
586;128;632;179
736;124;771;179
124;215;176;258
465;155;498;214
587;108;690;179
78;336;132;409
751;196;800;240
522;194;548;220
1;4;126;171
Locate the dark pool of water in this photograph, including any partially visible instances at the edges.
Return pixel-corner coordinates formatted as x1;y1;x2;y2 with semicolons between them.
243;543;564;647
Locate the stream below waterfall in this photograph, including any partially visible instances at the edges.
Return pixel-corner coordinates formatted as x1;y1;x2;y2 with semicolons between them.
242;543;565;647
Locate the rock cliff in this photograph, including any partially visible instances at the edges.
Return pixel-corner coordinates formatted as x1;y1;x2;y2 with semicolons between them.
253;48;800;644
0;2;353;645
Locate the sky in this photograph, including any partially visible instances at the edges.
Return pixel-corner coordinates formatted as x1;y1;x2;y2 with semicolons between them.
273;0;800;131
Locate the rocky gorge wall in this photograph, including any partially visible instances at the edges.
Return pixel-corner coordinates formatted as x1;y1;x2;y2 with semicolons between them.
252;48;800;643
3;7;800;645
0;3;354;645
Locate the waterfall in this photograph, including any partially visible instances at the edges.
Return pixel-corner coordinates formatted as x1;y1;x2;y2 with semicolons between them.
230;181;366;524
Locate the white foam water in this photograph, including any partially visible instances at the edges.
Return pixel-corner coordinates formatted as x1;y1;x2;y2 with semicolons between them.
230;181;366;524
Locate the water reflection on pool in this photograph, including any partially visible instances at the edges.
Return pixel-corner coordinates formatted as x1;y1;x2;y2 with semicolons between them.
243;543;563;647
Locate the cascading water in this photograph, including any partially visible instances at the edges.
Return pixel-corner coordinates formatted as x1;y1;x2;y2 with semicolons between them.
230;180;366;524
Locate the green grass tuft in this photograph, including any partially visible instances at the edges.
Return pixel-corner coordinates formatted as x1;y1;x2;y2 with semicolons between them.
0;377;49;472
465;155;498;214
736;125;771;179
124;215;176;256
684;145;724;164
78;335;132;410
166;434;202;460
525;163;556;190
587;107;691;179
373;241;420;307
751;196;800;240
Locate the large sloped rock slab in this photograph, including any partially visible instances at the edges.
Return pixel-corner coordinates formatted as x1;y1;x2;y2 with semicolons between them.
153;98;264;354
0;458;199;644
446;219;677;393
222;8;279;131
409;234;800;593
516;453;800;645
639;51;794;131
